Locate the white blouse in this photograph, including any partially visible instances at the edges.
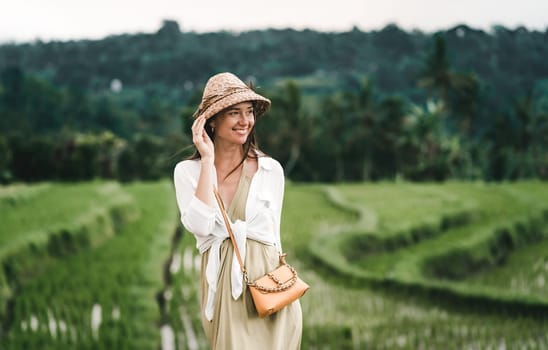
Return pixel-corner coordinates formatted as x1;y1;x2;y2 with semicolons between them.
172;156;285;321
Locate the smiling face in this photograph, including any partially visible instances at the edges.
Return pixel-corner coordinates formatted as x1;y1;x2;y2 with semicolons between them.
210;101;255;146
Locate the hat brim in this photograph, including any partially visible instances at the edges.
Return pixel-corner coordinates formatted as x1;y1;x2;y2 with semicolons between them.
196;90;271;120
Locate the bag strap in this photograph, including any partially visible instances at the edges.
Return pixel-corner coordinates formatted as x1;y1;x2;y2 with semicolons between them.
213;189;247;275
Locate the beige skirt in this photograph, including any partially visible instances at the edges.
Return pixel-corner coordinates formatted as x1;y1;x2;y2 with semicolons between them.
200;239;303;350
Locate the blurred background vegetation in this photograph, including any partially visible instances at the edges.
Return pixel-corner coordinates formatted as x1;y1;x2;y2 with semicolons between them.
1;19;548;349
0;20;546;184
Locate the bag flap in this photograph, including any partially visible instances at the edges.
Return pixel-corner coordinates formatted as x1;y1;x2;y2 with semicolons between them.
253;265;295;288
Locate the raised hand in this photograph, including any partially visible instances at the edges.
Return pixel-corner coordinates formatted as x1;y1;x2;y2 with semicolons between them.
191;114;214;160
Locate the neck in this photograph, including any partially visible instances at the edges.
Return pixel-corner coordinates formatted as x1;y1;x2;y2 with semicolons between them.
214;140;246;170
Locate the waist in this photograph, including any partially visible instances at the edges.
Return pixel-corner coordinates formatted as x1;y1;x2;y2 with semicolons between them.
220;236;275;248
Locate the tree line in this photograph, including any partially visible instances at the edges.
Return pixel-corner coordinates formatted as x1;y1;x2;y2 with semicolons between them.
0;22;546;183
1;21;547;114
253;36;547;182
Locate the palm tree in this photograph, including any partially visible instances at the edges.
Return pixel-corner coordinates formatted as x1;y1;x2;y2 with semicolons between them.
344;79;376;180
280;81;305;176
418;34;452;104
255;81;308;178
513;94;548;178
319;94;347;181
418;35;480;136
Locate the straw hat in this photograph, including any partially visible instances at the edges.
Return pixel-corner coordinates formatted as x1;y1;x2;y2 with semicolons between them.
193;72;271;120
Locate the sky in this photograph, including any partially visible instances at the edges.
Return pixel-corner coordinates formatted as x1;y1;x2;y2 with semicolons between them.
1;0;547;43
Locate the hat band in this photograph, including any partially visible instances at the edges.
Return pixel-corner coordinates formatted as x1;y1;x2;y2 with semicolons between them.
197;87;250;118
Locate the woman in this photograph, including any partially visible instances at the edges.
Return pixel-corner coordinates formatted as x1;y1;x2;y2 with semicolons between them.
173;72;302;349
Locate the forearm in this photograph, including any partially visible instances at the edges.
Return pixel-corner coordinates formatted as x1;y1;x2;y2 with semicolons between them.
195;157;216;208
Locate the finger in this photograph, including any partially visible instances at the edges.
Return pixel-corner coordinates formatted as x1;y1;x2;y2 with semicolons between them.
197;116;208;134
192;127;202;144
194;119;211;148
192;116;205;139
191;116;202;134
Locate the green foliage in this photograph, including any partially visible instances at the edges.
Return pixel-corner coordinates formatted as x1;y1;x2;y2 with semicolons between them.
303;325;354;349
310;181;548;317
0;181;139;327
289;183;548;347
418;34;451;102
0;24;544;106
256;80;311;178
132;134;165;180
1;180;177;349
423;210;548;280
1;25;547;182
0;129;192;183
0;135;12;183
1;181;548;348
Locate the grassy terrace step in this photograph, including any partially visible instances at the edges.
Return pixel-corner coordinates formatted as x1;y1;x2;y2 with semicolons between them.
0;181;138;258
420;209;548;280
327;182;481;259
166;184;548;349
309;181;548;315
0;181;139;323
288;185;547;347
337;182;478;233
3;181;547;349
2;180;179;349
358;208;547;277
0;183;52;204
464;238;548;299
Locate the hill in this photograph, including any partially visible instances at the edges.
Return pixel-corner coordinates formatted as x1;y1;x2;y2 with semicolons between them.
0;22;547;183
1;21;547;110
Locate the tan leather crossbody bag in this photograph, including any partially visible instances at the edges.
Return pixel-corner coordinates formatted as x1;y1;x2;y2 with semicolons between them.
213;189;310;318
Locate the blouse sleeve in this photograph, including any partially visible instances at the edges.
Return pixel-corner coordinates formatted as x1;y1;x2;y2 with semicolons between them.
173;162;215;237
271;160;285;253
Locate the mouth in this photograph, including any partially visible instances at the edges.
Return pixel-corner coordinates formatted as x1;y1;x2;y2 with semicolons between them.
233;128;249;135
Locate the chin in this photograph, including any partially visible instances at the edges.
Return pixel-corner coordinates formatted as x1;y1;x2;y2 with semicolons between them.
233;134;250;144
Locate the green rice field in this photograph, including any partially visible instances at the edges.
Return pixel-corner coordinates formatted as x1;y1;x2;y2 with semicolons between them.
1;180;547;349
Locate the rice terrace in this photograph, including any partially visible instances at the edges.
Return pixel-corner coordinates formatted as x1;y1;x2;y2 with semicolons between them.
1;4;547;349
1;180;547;349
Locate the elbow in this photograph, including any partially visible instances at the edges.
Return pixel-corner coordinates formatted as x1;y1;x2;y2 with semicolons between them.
181;213;213;238
178;195;216;238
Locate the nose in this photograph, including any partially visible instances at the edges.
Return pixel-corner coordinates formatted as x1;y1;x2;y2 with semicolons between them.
238;113;253;124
